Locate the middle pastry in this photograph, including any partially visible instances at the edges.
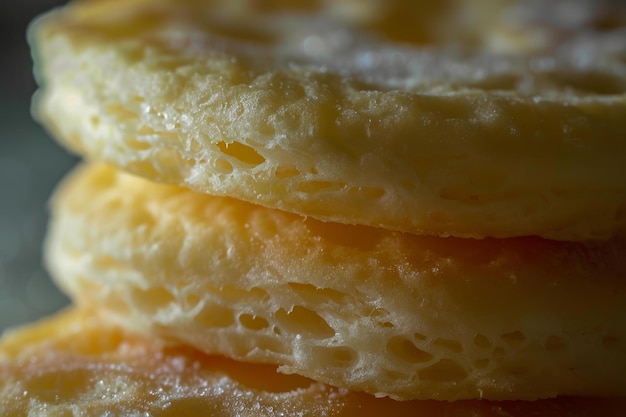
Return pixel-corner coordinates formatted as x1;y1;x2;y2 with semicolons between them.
45;163;626;402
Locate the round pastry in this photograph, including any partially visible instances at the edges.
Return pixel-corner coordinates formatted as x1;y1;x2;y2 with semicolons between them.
45;163;626;401
2;308;625;417
30;0;626;240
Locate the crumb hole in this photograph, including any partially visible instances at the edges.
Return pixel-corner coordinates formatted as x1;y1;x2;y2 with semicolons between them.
493;347;506;359
274;305;335;339
125;206;157;229
380;368;410;381
501;331;526;347
239;313;270;331
369;307;394;328
137;125;178;140
185;293;201;309
195;303;235;328
312;346;358;368
473;334;491;348
215;158;234;174
91;255;129;272
126;137;152;151
154;148;184;172
275;166;300;179
348;186;385;199
387;336;433;364
129;160;160;178
432;338;463;353
101;291;132;317
297;180;345;194
287;282;347;304
130;287;176;315
219;285;268;303
217;141;265;166
105;103;139;120
187;139;202;154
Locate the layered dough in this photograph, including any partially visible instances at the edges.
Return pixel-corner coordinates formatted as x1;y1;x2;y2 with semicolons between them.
30;0;626;240
4;308;626;417
45;163;626;401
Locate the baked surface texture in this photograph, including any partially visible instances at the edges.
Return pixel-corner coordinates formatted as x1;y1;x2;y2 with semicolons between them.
46;164;626;401
30;0;626;240
2;308;626;417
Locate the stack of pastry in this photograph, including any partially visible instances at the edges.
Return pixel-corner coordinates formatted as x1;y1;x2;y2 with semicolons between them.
2;0;626;415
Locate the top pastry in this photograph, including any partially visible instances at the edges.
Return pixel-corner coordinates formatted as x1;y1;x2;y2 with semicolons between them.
30;0;626;240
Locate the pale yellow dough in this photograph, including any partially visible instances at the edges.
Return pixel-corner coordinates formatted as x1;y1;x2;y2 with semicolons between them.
45;164;626;401
3;309;625;417
30;0;626;240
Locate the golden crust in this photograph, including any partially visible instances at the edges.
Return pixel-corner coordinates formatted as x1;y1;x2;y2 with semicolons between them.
30;0;626;240
2;308;625;417
45;163;626;401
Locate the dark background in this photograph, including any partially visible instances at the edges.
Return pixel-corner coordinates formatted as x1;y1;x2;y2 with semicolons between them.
0;0;75;332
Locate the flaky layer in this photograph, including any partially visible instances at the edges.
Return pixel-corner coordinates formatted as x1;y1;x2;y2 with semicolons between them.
31;0;626;240
46;164;626;401
3;309;625;417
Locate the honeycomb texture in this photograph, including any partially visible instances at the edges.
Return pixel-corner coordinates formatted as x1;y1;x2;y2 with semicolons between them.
4;308;626;417
45;164;626;401
30;0;626;240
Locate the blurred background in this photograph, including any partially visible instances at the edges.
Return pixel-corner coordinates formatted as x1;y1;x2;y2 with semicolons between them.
0;0;75;332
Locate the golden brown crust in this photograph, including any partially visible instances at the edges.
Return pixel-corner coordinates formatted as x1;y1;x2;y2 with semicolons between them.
30;0;626;240
2;308;625;416
45;163;626;401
